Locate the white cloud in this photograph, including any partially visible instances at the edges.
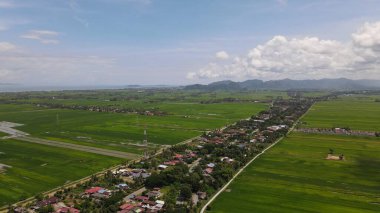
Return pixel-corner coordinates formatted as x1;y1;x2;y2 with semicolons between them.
0;42;16;52
20;30;60;44
352;22;380;48
351;21;380;63
215;51;229;60
188;21;380;81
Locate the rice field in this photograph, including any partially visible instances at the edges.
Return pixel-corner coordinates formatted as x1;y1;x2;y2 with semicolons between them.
0;139;123;206
301;97;380;132
208;133;380;213
0;103;266;152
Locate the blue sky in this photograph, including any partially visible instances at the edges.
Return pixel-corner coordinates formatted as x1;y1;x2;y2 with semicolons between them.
1;0;380;85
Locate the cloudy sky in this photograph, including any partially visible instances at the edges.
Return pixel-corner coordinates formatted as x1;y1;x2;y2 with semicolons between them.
1;0;380;86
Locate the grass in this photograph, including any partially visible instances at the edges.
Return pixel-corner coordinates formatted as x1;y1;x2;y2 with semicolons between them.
208;133;380;213
0;139;124;206
0;103;266;151
301;97;380;131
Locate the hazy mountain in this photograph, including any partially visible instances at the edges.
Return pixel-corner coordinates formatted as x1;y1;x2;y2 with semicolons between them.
184;78;380;91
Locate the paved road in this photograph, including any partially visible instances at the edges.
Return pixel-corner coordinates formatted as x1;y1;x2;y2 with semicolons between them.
200;107;311;213
0;123;29;137
200;136;284;213
17;136;140;159
124;187;146;201
0;121;140;159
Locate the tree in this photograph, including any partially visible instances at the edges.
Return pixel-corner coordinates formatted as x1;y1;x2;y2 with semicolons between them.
38;204;53;213
164;187;178;212
145;172;165;188
179;184;192;201
34;193;43;201
184;173;201;192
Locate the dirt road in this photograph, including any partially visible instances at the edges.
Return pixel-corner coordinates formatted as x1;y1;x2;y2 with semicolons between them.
17;136;140;159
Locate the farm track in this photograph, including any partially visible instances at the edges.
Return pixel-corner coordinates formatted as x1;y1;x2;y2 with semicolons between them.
16;136;140;159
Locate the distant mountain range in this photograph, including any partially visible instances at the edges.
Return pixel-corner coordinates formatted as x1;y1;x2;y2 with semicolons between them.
184;78;380;91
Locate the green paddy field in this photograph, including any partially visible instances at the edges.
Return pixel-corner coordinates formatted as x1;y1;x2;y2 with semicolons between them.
0;139;123;206
208;133;380;213
0;99;266;206
0;102;266;152
301;97;380;131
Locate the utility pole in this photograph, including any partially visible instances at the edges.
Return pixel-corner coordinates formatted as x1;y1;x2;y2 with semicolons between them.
56;113;60;127
143;125;148;158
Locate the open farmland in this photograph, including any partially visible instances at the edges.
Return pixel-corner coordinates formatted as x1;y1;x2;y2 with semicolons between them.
0;89;289;104
0;102;266;152
301;97;380;131
0;139;123;206
208;133;380;213
0;89;269;208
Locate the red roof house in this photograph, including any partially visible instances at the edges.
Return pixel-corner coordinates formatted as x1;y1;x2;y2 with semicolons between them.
204;168;213;174
120;203;136;211
85;187;103;194
135;196;149;202
173;153;183;159
56;207;80;213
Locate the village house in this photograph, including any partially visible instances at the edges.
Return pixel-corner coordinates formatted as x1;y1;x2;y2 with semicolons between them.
192;193;199;205
207;163;215;168
158;164;168;170
334;127;348;134
204;167;213;175
254;134;266;142
33;196;60;209
116;183;129;190
113;168;129;175
173;153;183;160
163;160;181;166
134;195;149;202
84;187;112;199
85;186;103;194
267;125;287;131
220;157;234;163
141;200;165;212
146;190;161;199
197;191;207;200
119;203;136;213
153;200;165;211
258;113;271;120
129;169;151;179
130;207;145;213
56;207;80;213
